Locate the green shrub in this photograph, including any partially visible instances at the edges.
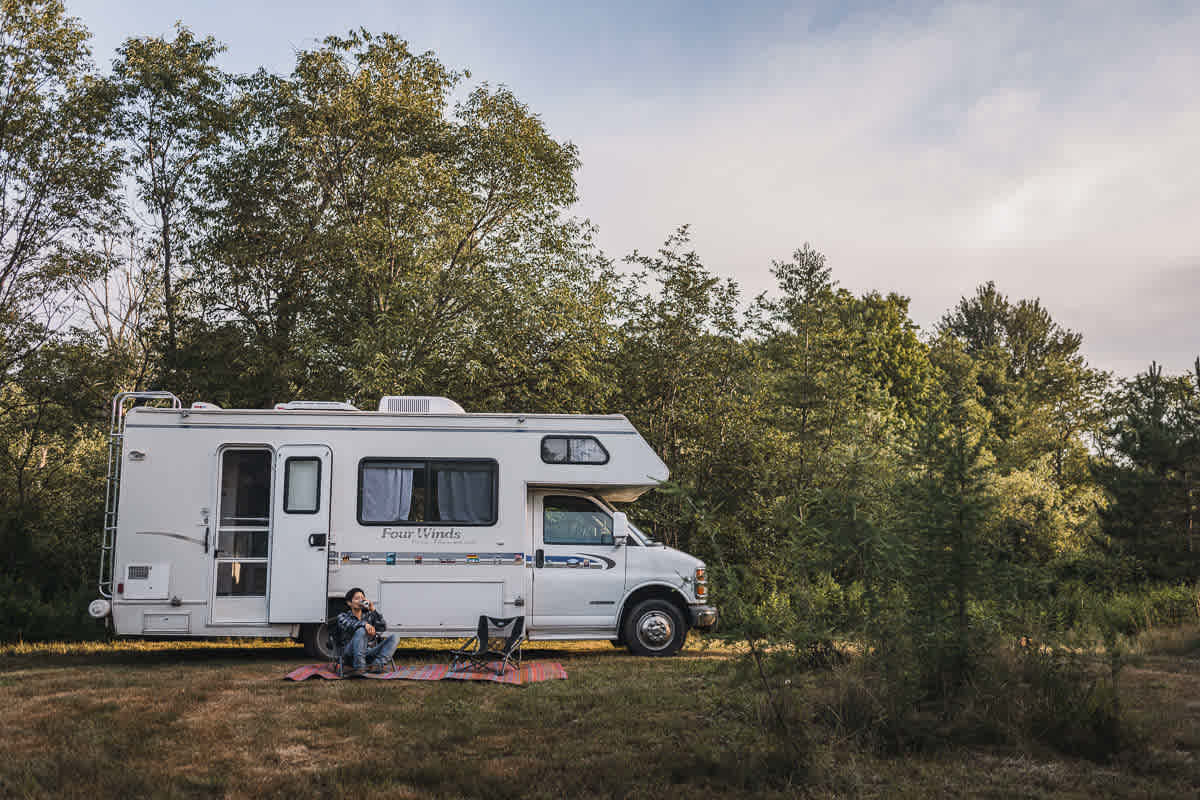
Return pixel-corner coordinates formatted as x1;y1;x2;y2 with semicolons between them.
0;575;103;642
818;664;932;755
1091;584;1198;638
1017;646;1127;762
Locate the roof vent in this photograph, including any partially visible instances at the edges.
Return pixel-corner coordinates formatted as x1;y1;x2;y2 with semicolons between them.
378;396;466;414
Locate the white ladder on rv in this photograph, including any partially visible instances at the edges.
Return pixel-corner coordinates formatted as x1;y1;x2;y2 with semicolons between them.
98;391;181;598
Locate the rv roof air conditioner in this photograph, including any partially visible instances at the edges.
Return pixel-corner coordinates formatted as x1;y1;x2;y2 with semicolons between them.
378;396;466;414
274;400;359;411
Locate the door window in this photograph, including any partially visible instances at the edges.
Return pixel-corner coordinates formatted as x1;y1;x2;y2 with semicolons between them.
283;457;321;514
216;562;268;595
543;495;613;546
216;449;271;597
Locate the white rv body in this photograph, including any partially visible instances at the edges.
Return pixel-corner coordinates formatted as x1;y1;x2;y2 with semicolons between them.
96;398;716;654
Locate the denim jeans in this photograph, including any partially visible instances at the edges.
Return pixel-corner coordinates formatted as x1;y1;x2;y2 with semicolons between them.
344;626;400;670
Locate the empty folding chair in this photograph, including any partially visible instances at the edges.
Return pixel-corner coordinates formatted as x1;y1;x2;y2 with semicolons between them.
449;615;524;675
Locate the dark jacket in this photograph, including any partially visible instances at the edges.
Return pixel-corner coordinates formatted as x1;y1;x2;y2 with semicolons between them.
334;608;387;647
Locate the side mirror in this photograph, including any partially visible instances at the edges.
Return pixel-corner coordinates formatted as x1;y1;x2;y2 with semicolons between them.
612;511;629;547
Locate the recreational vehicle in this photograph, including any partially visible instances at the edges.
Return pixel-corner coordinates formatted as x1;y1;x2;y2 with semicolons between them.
88;392;717;658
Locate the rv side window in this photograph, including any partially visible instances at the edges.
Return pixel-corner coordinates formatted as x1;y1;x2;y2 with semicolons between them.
541;436;609;465
284;457;321;514
360;461;425;523
543;495;613;546
358;459;497;525
430;462;496;524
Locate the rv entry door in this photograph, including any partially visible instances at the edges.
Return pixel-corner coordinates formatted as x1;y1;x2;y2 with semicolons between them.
268;445;332;622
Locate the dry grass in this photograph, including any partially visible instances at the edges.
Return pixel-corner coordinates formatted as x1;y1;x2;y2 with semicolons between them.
1;630;1199;799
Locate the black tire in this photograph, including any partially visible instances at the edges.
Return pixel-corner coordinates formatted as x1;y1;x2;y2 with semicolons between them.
302;621;336;662
609;639;625;648
623;598;687;657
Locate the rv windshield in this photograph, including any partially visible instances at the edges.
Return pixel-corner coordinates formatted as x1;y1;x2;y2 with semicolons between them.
629;520;659;545
596;498;659;545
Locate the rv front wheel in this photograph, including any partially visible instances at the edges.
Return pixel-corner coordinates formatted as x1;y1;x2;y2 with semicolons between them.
623;599;686;657
302;622;337;662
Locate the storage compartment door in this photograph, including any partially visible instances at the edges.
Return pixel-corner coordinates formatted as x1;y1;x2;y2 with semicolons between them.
268;445;332;622
378;580;504;633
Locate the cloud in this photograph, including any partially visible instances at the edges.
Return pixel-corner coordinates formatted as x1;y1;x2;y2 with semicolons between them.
69;1;1197;376
1077;264;1200;378
564;2;1200;376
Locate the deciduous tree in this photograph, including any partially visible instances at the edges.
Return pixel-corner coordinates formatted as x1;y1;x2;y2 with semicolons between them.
110;24;229;376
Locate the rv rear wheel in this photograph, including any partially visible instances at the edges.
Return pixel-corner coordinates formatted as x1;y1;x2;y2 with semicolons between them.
623;599;687;657
302;622;336;662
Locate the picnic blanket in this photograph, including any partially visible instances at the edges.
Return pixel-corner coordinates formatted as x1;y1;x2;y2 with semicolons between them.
284;660;567;685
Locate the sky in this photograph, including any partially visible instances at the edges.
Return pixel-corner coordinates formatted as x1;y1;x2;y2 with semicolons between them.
70;1;1200;378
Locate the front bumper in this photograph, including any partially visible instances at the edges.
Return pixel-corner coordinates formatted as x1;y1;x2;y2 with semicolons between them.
689;604;718;631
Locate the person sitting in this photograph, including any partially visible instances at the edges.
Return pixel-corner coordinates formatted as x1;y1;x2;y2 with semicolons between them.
335;587;399;676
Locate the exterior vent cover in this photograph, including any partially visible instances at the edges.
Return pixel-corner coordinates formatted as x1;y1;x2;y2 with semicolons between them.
123;562;169;600
378;396;466;414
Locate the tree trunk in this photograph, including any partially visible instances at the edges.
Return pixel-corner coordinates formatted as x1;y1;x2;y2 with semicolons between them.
161;211;177;378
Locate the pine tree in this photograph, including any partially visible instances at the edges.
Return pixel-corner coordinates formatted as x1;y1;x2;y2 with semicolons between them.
1095;360;1200;581
903;335;995;696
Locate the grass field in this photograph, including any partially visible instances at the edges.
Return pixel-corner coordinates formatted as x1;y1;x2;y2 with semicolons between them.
2;631;1199;799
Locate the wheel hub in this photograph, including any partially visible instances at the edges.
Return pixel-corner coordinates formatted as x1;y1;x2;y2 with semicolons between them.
638;611;673;649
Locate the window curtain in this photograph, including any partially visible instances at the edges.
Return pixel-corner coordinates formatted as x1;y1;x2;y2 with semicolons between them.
362;465;414;522
436;469;492;522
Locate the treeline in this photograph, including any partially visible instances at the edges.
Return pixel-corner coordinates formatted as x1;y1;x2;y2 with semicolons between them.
1;0;1199;679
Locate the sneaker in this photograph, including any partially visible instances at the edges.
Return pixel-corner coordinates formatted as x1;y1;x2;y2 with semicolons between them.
368;663;388;674
343;667;367;678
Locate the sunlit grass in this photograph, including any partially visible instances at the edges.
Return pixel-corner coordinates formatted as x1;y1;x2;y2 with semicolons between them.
0;633;743;659
2;630;1196;798
0;638;299;657
1128;623;1200;658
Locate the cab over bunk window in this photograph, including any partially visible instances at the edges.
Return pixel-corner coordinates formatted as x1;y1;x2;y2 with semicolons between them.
541;435;609;464
358;459;496;525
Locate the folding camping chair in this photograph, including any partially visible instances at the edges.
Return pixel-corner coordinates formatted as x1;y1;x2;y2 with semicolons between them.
449;615;525;676
327;617;397;677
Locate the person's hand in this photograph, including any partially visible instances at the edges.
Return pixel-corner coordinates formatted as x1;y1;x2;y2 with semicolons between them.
365;623;376;637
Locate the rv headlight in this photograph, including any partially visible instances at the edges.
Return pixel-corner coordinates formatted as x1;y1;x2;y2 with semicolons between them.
694;567;708;600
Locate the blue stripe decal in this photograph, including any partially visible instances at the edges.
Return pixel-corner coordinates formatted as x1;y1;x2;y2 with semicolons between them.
126;423;638;435
543;554;612;570
331;551;525;565
330;550;615;570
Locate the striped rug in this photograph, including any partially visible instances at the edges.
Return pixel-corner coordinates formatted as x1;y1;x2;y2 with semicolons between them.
284;660;567;685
